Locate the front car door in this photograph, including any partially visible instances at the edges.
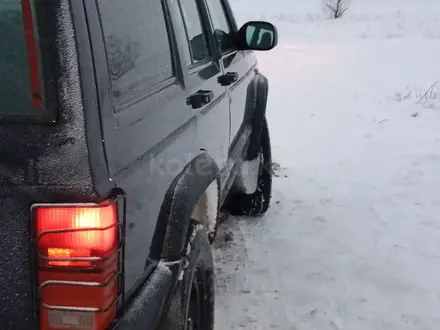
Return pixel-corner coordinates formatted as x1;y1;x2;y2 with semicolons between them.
203;0;258;150
170;0;230;172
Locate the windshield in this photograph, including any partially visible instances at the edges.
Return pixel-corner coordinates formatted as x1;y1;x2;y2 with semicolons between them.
0;0;46;120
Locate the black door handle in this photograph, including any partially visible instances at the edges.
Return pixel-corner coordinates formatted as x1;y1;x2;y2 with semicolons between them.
218;72;238;86
186;90;214;109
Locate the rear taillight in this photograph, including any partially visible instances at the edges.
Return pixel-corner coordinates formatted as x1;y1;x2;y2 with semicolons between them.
32;200;123;330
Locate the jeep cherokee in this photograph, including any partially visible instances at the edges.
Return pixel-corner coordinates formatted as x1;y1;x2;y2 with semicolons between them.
0;0;277;328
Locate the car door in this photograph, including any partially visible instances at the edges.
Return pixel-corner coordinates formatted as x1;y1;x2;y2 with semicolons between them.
204;0;258;149
172;0;230;172
90;0;204;294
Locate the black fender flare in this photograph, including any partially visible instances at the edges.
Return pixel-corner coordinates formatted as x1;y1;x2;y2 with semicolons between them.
245;72;269;160
149;152;220;261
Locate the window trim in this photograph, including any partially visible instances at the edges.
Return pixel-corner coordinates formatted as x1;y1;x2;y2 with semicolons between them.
220;0;239;33
188;57;215;77
114;76;178;112
162;0;185;84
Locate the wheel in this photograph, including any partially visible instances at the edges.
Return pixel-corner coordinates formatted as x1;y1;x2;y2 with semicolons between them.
158;220;214;330
227;118;272;216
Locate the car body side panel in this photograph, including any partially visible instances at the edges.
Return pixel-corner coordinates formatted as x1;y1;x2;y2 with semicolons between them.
86;0;201;296
113;119;199;294
85;0;264;313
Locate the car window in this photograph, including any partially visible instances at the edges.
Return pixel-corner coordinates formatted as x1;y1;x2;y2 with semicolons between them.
178;0;210;65
205;0;234;53
0;0;45;117
97;0;174;103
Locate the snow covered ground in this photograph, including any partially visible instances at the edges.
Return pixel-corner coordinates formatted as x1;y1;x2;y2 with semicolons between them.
214;0;440;329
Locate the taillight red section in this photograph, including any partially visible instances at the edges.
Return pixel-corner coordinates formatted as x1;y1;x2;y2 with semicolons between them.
21;0;44;108
36;205;118;269
33;201;122;330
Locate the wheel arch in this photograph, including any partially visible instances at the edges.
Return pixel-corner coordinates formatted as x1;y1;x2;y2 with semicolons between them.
149;152;221;261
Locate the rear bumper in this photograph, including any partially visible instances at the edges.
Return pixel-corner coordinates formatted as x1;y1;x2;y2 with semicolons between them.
112;261;179;330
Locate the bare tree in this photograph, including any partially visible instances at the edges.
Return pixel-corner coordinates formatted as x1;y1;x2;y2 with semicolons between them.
324;0;350;19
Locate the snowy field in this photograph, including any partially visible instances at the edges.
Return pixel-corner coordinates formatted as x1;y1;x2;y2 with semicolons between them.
214;0;440;329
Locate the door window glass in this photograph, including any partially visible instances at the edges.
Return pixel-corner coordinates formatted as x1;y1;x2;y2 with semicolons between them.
97;0;174;102
178;0;210;64
205;0;234;53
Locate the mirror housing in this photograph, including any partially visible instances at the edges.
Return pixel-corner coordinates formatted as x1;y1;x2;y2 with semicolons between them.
236;21;278;51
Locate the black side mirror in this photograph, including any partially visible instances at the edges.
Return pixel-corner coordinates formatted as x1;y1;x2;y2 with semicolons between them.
236;21;278;51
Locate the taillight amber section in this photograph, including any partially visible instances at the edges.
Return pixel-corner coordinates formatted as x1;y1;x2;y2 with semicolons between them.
47;248;91;267
34;202;120;330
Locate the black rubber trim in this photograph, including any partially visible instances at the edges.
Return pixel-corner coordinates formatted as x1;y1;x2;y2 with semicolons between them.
149;153;220;261
77;0;114;196
112;261;179;330
246;73;269;160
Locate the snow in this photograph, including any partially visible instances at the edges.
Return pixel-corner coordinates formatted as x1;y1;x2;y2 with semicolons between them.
214;0;440;329
205;180;220;233
191;179;219;233
234;157;260;194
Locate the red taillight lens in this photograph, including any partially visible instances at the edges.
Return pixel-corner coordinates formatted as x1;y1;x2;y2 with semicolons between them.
36;205;118;269
33;202;121;330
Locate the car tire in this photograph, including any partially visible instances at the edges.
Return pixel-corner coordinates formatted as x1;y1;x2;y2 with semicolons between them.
158;220;214;330
227;117;272;216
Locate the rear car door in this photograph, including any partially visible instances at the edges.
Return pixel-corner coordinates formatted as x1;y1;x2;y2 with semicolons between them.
89;0;202;295
204;0;257;148
172;0;231;171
